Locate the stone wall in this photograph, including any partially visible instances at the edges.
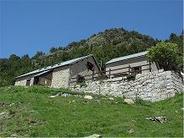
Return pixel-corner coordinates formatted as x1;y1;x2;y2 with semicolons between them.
71;70;183;102
50;56;101;88
15;79;27;86
15;75;34;86
51;66;70;88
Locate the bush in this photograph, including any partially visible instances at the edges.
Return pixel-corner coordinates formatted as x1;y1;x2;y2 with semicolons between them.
147;42;182;72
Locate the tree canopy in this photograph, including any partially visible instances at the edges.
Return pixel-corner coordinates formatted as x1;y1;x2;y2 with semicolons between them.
147;41;182;72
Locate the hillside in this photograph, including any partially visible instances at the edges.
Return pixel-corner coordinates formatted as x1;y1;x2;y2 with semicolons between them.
34;28;156;67
86;28;155;47
0;86;183;137
0;28;183;87
0;28;157;87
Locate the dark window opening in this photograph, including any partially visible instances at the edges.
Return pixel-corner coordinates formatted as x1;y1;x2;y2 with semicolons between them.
26;79;31;86
131;66;142;75
76;75;85;83
33;77;39;85
86;62;94;71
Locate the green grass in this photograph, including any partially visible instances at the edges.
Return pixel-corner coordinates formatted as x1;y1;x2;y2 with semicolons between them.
0;86;183;137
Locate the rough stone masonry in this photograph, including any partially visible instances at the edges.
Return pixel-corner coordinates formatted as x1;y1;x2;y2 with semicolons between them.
71;70;183;102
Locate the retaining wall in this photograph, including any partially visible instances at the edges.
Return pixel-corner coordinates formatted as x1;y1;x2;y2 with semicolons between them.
71;70;183;102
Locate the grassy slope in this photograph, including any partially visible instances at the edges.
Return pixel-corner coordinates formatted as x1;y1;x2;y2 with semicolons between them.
0;86;183;137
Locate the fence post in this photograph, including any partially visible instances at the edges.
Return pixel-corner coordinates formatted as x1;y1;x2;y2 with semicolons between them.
128;65;131;75
109;69;111;79
149;62;151;72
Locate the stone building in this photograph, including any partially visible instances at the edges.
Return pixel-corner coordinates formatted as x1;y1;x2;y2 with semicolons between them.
15;54;101;88
105;51;158;78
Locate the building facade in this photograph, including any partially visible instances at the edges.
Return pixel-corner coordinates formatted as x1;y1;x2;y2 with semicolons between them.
15;55;101;88
105;51;158;78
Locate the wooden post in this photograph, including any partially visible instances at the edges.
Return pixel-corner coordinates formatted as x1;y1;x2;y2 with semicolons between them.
128;65;131;75
109;69;111;79
149;62;151;72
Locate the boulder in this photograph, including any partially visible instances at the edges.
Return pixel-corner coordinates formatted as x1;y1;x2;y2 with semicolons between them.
0;111;8;119
124;98;134;104
11;133;18;137
49;93;61;98
108;97;114;101
128;128;134;134
85;134;102;138
146;116;167;123
84;95;93;100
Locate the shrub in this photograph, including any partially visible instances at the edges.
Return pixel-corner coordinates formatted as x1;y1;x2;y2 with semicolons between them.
147;42;182;72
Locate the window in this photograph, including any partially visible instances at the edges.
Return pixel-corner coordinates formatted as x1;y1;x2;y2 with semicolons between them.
33;77;39;85
76;75;85;83
86;62;94;71
26;79;31;86
131;66;142;75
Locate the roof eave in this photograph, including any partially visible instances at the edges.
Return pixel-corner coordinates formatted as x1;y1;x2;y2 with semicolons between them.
15;54;94;80
106;51;148;65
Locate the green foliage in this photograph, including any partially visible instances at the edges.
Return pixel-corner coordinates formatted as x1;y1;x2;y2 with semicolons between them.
147;41;182;72
49;47;58;53
0;86;183;137
135;97;151;106
0;28;183;87
32;51;45;59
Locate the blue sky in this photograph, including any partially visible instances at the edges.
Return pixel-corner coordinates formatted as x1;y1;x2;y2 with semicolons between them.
0;0;183;58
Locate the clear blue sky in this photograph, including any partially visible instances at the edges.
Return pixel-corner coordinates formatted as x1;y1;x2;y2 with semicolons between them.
0;0;183;58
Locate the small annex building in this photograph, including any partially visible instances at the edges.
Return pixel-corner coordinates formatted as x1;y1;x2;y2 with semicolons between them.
105;51;158;78
15;54;101;88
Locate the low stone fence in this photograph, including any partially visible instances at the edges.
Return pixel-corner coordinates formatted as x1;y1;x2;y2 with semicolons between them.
71;70;183;102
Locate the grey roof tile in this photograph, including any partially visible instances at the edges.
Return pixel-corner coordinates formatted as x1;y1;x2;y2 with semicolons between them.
106;51;148;64
16;54;93;79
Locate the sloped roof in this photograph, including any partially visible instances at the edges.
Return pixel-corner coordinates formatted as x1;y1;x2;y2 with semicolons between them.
33;70;52;77
16;54;94;79
106;51;148;64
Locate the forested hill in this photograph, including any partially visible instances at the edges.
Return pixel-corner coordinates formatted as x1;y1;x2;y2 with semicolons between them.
0;28;182;86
